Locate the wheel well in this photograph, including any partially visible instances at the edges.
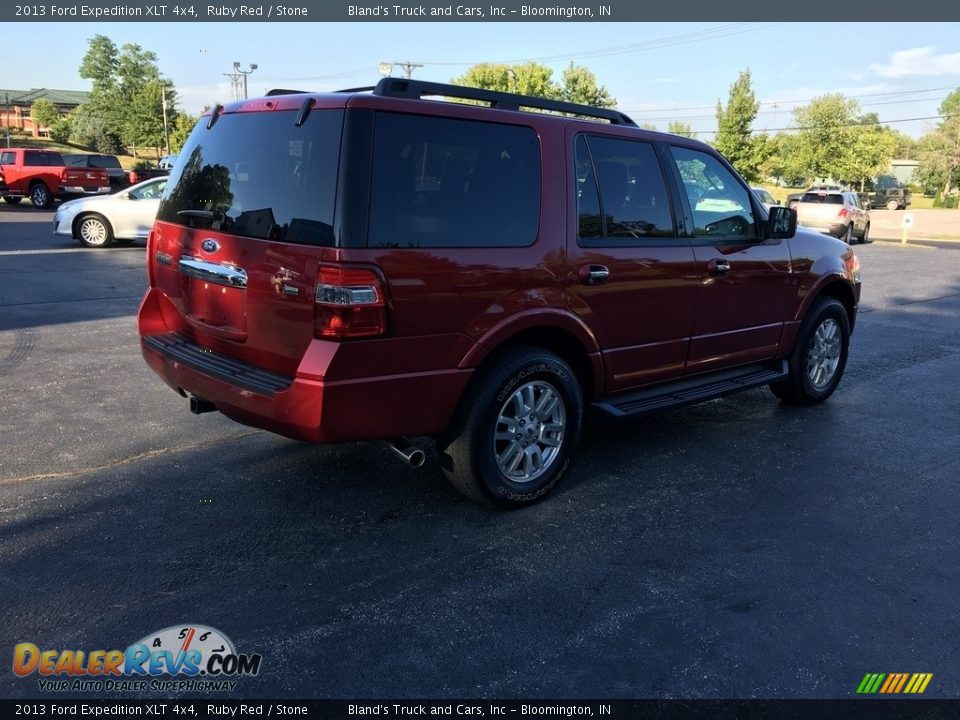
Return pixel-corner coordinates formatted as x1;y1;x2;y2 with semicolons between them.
485;327;596;399
816;280;857;330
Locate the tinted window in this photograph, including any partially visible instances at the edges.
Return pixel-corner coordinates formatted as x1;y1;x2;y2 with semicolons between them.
670;146;756;238
157;109;343;245
368;113;540;248
90;155;122;169
582;135;673;240
24;151;64;167
800;193;843;204
0;152;15;165
62;154;86;167
575;135;602;240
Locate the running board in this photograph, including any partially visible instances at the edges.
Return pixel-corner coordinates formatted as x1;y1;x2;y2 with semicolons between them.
592;360;789;422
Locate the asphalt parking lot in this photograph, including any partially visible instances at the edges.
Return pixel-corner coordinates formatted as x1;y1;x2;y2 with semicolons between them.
1;206;959;700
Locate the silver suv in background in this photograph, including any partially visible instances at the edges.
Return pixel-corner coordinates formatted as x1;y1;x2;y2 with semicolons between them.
795;189;871;244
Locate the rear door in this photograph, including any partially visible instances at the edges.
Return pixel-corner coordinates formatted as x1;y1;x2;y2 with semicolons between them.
150;106;344;376
566;131;697;393
665;144;793;375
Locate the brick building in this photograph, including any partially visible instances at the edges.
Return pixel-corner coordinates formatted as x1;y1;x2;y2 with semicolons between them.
0;88;91;137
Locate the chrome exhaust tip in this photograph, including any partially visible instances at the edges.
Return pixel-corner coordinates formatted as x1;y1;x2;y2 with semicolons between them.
387;438;426;468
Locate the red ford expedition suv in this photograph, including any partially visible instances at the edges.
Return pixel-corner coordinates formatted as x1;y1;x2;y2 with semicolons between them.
139;79;861;508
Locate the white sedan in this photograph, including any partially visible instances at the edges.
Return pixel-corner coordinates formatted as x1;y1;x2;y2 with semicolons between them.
54;176;167;248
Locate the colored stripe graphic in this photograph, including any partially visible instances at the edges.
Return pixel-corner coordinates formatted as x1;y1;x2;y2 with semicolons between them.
856;673;932;694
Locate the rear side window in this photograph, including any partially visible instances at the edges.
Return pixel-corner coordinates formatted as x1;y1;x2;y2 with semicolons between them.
576;134;674;242
157;109;343;245
24;151;63;167
801;193;844;204
368;113;540;248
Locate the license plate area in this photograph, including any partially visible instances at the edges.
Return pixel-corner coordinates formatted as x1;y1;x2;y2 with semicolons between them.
180;256;248;340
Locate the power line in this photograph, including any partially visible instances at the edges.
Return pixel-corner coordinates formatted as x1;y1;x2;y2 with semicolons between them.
694;112;958;136
624;85;957;117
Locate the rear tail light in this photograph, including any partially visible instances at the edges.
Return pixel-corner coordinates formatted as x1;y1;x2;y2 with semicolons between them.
146;229;157;286
845;253;861;282
314;265;387;339
837;208;849;219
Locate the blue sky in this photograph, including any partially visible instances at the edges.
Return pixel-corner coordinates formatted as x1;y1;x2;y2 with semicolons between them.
11;21;960;138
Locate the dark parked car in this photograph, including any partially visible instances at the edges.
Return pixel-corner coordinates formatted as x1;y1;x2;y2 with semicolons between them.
867;187;911;210
139;79;861;507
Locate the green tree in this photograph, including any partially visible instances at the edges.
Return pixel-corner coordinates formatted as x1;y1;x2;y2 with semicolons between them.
79;34;119;93
713;69;768;182
667;121;695;139
914;89;960;196
761;133;808;187
78;35;172;156
127;79;168;153
452;61;614;109
169;113;197;154
452;62;557;98
791;94;859;183
30;99;60;131
68;103;122;153
559;62;615;108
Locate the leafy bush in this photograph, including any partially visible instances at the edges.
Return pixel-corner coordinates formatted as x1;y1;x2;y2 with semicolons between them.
49;117;72;144
933;191;959;209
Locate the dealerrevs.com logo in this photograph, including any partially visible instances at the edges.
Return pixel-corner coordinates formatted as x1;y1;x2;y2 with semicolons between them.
13;624;262;693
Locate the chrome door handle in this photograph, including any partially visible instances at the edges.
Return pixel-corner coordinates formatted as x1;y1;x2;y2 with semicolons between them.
578;265;610;285
708;259;731;275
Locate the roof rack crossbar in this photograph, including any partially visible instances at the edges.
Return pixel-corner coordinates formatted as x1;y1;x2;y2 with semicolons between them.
372;78;636;127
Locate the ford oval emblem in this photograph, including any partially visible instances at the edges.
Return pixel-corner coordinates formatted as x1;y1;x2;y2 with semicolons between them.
201;239;220;254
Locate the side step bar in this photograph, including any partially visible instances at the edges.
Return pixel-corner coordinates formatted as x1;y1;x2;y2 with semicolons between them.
591;360;789;422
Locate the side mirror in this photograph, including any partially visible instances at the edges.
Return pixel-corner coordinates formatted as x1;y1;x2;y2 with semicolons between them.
768;206;796;239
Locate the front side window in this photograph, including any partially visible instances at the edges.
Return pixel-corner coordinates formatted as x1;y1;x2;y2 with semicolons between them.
157;109;343;246
670;146;756;239
576;134;674;243
368;113;540;248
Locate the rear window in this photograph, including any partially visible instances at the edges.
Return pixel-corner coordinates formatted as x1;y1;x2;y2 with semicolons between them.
89;155;122;169
157;109;343;245
368;112;540;248
801;193;843;204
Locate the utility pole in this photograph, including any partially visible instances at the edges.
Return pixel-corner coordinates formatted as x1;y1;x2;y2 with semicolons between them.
223;69;241;100
394;61;423;79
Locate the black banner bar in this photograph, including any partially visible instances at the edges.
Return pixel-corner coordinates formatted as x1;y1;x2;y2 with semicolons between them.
2;0;959;22
3;700;960;719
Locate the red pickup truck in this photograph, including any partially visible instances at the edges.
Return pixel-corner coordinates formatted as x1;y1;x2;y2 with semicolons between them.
0;148;111;209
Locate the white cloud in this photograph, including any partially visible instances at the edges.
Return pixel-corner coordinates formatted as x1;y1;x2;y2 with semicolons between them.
870;47;960;78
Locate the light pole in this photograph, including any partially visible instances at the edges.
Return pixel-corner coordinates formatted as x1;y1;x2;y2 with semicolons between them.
232;62;258;99
161;88;171;155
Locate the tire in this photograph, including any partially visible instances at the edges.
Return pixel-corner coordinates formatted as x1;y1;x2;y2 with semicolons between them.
2;196;22;205
886;199;899;211
76;214;114;248
29;183;53;209
440;346;583;508
859;223;872;244
841;224;852;244
770;297;850;405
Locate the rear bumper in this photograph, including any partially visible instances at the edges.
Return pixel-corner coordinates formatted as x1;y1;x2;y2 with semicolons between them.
800;221;847;238
138;290;472;444
58;185;111;197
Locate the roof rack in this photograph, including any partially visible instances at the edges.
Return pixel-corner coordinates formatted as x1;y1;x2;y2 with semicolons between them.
371;78;637;127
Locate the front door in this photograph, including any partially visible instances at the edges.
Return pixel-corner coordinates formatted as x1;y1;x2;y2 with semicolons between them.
665;145;794;375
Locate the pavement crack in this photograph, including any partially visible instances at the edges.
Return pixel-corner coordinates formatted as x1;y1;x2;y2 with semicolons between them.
0;431;260;486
